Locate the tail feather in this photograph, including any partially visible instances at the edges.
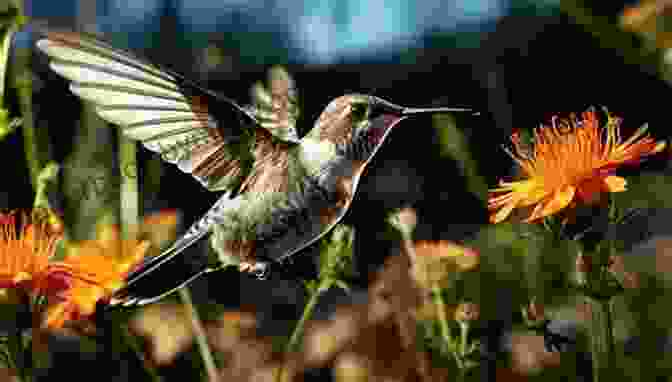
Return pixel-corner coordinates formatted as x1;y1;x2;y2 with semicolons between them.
110;230;210;306
111;192;240;306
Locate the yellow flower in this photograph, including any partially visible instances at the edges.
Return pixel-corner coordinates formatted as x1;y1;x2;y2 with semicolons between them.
0;211;61;293
489;109;666;223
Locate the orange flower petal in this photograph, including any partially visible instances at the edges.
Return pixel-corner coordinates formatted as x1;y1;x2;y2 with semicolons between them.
602;175;627;193
490;198;519;223
41;213;176;329
526;186;575;222
0;211;61;293
576;177;606;204
488;109;664;224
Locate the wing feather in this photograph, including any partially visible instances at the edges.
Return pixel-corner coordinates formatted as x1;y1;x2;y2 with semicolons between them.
248;66;300;142
37;30;301;194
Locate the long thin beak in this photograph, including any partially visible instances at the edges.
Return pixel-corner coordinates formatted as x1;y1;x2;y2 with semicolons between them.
403;106;480;116
371;96;480;116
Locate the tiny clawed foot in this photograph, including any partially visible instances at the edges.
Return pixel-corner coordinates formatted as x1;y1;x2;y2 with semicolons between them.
239;261;271;280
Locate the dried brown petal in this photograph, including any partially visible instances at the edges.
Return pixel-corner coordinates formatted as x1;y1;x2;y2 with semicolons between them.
333;353;370;382
343;319;421;382
509;334;561;375
225;338;276;377
371;250;423;316
206;310;258;353
302;307;361;366
129;303;193;365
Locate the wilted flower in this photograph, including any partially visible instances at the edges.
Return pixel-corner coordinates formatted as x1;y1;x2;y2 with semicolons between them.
488;109;665;223
410;240;479;289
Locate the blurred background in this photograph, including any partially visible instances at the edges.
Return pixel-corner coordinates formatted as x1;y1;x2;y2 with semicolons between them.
4;0;672;380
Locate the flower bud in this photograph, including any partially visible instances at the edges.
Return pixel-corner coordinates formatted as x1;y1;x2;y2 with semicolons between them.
524;300;545;323
622;271;640;289
608;255;624;274
576;253;592;273
575;253;591;285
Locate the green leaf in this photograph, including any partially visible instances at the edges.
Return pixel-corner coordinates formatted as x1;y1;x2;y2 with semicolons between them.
433;114;487;203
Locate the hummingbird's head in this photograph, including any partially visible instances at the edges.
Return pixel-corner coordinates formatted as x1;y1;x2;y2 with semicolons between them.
315;94;476;159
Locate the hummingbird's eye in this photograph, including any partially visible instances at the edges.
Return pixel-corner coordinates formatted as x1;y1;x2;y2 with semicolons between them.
350;102;368;120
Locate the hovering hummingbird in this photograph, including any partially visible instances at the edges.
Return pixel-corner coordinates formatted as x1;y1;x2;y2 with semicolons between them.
36;30;477;306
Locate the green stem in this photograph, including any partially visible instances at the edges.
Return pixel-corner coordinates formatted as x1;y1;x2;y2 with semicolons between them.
589;297;615;382
459;321;469;358
9;0;51;191
458;367;467;382
178;288;219;382
118;134;138;239
8;291;31;382
432;284;464;371
277;278;332;382
0;25;14;104
432;285;453;348
286;279;331;352
458;320;473;381
8;326;23;381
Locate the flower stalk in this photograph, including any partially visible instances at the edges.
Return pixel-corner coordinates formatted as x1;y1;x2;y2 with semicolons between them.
588;297;615;382
286;278;333;354
432;285;456;361
179;288;219;382
7;290;30;382
583;198;622;382
278;225;354;382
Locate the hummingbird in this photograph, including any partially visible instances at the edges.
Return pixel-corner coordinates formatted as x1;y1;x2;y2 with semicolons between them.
36;30;476;306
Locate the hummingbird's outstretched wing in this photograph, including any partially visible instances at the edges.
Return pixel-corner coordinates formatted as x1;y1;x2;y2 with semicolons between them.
247;66;300;142
36;30;299;195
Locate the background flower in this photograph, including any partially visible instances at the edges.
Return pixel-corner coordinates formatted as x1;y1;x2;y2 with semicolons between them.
0;211;61;295
489;109;666;224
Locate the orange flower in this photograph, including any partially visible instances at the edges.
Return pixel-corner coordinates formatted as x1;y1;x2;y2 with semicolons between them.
0;211;61;293
42;222;154;329
410;240;479;288
489;109;666;223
